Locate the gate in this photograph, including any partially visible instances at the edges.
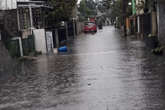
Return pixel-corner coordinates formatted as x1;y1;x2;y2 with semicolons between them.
67;21;77;39
68;21;74;39
58;26;67;46
140;13;151;35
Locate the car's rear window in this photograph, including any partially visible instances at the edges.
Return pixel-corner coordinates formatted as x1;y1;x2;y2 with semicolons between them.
85;22;95;26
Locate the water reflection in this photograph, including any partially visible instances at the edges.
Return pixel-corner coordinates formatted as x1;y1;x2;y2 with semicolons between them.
1;27;165;110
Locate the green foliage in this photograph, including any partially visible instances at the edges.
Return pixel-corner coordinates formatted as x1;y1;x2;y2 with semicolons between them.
97;0;122;19
101;0;114;9
99;0;132;27
110;0;122;19
49;0;77;22
151;46;164;55
78;0;97;21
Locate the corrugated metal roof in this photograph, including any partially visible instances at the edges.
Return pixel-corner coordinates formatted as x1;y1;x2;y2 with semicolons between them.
158;0;165;3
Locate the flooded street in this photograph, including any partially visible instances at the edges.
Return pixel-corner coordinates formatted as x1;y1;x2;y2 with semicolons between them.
1;26;165;110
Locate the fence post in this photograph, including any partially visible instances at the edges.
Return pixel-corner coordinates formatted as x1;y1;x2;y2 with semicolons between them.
0;31;1;41
73;20;76;39
17;8;20;31
65;22;69;40
55;29;59;48
12;37;23;57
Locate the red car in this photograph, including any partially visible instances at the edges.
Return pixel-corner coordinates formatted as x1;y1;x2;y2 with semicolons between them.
84;22;97;33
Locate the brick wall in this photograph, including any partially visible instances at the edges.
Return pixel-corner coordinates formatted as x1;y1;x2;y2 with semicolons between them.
0;10;19;38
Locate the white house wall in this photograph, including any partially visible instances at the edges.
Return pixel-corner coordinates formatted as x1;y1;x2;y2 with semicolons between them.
33;29;47;54
0;0;29;10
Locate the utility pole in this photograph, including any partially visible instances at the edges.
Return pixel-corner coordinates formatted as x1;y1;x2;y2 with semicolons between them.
122;0;128;37
151;0;157;36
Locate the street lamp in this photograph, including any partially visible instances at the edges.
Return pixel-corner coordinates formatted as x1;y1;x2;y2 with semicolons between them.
128;2;132;6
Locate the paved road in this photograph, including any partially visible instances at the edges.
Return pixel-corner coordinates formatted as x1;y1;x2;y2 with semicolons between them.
1;26;165;110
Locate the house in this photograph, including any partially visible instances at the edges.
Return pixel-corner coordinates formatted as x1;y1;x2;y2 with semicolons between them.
125;1;153;40
0;0;53;57
136;0;165;47
129;0;165;48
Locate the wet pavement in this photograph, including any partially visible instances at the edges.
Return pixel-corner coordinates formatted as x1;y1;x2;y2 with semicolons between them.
1;26;165;110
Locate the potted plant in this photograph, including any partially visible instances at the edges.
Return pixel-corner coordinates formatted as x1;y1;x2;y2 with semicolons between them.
146;34;159;49
151;46;164;55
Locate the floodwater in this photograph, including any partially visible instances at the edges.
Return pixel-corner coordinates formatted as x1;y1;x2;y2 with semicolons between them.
1;26;165;110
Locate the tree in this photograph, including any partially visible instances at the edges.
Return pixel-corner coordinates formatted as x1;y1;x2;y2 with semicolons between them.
78;0;97;21
48;0;77;22
98;0;123;24
99;0;132;29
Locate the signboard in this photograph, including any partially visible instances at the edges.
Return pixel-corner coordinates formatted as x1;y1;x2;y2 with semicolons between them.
132;0;136;15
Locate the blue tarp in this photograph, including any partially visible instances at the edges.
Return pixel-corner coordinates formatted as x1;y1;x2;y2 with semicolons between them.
58;46;68;52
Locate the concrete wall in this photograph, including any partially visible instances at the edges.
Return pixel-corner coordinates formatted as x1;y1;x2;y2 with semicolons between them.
157;2;165;45
0;41;11;61
0;41;13;73
76;22;84;34
0;10;19;38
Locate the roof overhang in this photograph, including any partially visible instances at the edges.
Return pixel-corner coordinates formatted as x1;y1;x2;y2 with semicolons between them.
17;1;52;8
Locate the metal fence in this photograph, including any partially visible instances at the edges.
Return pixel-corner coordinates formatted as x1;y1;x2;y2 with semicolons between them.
22;35;35;56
